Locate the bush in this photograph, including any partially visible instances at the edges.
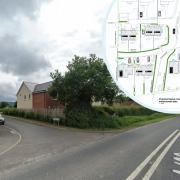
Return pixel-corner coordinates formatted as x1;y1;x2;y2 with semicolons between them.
65;106;92;128
0;106;169;130
94;105;155;117
64;104;165;129
1;108;53;124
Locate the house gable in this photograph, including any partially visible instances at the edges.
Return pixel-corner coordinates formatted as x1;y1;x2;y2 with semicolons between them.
17;82;37;96
17;82;37;110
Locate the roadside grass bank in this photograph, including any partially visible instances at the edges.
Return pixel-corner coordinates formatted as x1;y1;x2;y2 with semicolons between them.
3;114;174;134
0;106;174;130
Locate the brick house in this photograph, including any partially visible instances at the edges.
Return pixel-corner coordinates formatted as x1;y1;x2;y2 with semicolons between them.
17;81;62;110
32;81;60;109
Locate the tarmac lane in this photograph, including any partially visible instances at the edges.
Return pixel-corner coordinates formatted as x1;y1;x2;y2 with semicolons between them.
1;116;180;180
0;125;21;157
0;116;114;179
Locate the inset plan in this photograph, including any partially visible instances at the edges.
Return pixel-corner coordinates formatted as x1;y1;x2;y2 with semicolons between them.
106;0;180;113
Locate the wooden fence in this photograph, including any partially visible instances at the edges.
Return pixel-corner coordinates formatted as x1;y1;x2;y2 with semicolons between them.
22;108;65;118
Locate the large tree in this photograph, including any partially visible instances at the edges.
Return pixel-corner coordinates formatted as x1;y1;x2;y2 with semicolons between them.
49;54;119;128
49;54;118;109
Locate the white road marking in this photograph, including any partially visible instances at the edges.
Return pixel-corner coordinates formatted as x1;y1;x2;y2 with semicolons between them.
0;152;55;177
142;132;180;180
174;161;180;166
173;153;180;175
10;130;16;134
174;157;180;162
126;130;179;180
173;169;180;175
0;126;22;156
174;153;180;157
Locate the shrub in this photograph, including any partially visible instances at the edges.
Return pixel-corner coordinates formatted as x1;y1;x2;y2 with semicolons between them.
0;106;169;130
94;105;155;117
1;108;53;123
65;107;92;128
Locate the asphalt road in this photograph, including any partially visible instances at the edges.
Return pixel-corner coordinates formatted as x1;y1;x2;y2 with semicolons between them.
1;116;180;180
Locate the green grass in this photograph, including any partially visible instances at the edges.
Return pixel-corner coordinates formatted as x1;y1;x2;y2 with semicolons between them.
94;104;156;117
114;113;174;129
92;104;174;130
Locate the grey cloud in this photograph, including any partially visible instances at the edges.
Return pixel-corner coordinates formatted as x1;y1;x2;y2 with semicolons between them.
58;49;73;58
79;33;104;57
0;35;51;76
0;82;16;101
0;0;51;19
0;0;110;102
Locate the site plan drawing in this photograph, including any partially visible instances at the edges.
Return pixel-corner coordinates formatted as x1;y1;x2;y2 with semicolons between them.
105;0;180;113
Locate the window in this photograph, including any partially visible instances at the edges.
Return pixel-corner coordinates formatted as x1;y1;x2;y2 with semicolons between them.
24;95;26;100
140;12;143;18
119;70;123;77
173;28;176;34
136;57;140;63
158;11;161;17
170;67;173;74
128;58;132;64
29;94;31;99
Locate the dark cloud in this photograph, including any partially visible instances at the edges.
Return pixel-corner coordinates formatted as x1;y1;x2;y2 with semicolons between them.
0;35;51;76
0;0;53;101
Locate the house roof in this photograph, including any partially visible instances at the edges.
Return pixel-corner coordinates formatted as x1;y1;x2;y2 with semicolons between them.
24;82;38;92
16;81;37;96
33;81;52;93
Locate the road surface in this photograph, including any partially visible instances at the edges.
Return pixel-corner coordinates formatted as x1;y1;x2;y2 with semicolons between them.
1;116;180;180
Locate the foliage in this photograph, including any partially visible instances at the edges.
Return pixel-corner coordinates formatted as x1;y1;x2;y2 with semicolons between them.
64;106;92;128
1;108;50;123
48;54;120;127
14;101;17;108
1;106;171;129
94;105;155;117
114;93;131;103
49;54;119;108
47;54;171;129
0;102;10;108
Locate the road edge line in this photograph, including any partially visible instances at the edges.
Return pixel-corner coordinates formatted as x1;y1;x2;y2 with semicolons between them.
142;132;180;180
0;126;22;156
126;130;179;180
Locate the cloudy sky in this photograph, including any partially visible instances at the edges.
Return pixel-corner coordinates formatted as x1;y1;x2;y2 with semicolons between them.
0;0;112;101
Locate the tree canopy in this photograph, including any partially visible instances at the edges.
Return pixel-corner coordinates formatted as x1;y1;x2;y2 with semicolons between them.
49;54;119;108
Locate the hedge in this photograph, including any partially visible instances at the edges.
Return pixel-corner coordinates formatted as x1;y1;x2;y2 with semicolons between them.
0;106;169;129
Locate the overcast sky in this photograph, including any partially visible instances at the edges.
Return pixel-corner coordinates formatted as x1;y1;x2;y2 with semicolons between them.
0;0;112;101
